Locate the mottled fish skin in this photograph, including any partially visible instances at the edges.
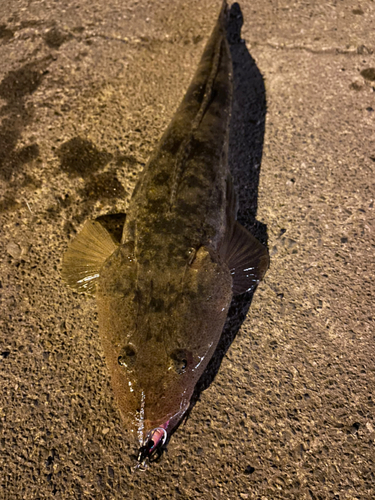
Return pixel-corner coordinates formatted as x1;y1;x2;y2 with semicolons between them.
97;3;233;438
62;1;269;445
123;7;232;265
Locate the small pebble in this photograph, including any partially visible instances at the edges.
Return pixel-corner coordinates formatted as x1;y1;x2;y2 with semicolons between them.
6;242;22;259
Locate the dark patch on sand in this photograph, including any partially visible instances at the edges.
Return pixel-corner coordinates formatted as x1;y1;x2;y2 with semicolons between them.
360;67;375;81
80;171;125;199
0;24;14;42
57;137;113;177
44;27;72;49
0;58;51;181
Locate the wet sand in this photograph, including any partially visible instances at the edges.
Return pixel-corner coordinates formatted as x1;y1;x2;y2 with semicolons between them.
0;1;374;498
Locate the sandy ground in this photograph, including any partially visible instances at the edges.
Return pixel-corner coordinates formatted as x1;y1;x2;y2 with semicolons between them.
0;0;374;498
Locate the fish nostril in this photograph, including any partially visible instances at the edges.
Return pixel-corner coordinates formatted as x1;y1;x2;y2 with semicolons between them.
118;344;137;368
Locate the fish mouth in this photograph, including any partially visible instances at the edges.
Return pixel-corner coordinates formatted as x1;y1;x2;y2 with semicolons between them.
129;387;191;445
135;401;190;444
143;406;187;435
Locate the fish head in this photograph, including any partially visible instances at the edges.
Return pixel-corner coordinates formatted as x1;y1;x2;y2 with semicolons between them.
96;244;233;443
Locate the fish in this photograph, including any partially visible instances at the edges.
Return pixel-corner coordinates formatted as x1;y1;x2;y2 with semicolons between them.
62;1;269;468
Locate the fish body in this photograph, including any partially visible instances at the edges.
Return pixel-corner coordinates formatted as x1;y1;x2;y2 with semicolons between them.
62;2;268;447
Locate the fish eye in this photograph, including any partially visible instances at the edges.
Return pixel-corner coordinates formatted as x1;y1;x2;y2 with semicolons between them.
170;349;188;375
118;344;137;368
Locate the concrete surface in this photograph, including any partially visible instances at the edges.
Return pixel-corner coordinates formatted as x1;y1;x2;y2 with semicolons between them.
0;0;374;498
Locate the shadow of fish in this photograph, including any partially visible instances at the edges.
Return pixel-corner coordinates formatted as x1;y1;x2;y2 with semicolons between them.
62;0;269;465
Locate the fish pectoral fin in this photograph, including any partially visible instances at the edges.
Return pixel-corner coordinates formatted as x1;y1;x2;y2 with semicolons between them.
222;221;269;295
62;220;118;295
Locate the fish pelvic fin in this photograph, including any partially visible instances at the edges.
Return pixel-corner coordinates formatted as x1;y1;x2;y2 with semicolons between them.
62;220;118;295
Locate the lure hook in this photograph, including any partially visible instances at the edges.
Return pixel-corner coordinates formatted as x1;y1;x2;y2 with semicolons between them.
134;427;168;471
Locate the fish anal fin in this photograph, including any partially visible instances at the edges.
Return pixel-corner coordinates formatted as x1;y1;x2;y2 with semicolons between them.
222;220;269;296
62;220;118;295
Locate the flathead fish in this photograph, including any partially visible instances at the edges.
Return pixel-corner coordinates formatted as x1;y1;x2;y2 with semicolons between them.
62;1;269;467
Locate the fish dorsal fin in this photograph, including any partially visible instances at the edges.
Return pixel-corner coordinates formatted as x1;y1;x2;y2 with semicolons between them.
221;220;270;296
62;220;118;295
